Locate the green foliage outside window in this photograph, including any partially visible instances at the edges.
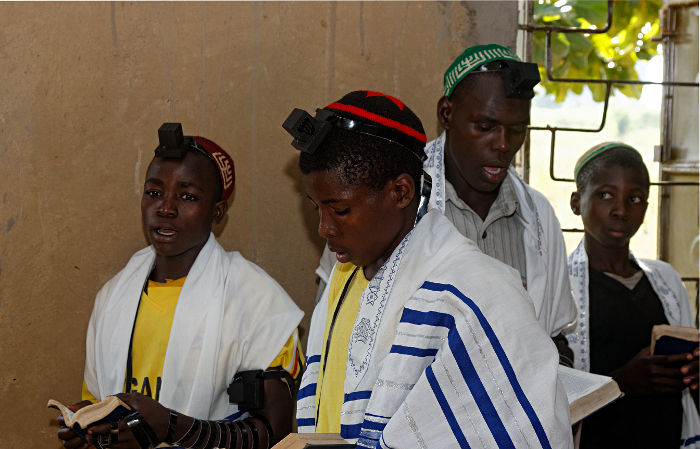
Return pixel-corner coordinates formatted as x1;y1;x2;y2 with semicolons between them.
533;0;663;102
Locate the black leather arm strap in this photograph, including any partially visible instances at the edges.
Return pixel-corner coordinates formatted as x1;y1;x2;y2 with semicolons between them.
164;409;178;445
261;370;288;380
109;420;120;445
226;422;239;449
252;413;274;447
237;421;249;449
243;418;259;449
202;421;220;449
138;413;161;448
192;421;210;449
174;418;201;446
217;422;229;449
124;411;154;449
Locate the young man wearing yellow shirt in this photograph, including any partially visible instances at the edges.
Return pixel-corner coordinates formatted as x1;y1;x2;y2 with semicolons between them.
57;125;303;449
287;91;573;448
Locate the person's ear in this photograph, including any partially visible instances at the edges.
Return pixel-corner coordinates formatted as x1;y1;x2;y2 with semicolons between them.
437;95;453;132
388;174;416;210
213;200;229;224
570;192;581;216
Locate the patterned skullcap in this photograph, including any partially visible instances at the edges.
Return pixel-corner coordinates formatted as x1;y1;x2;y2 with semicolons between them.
324;90;427;159
574;142;640;181
192;136;235;201
443;44;521;97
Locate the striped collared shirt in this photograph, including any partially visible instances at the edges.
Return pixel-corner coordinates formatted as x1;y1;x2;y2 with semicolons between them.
444;175;528;287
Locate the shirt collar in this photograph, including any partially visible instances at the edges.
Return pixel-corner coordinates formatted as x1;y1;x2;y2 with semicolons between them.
445;174;522;219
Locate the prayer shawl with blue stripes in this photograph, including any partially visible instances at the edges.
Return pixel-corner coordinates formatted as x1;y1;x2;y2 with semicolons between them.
565;239;700;448
298;210;573;448
422;132;577;338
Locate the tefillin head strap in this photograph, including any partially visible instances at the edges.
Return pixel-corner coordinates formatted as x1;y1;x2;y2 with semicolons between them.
473;60;541;100
282;108;426;162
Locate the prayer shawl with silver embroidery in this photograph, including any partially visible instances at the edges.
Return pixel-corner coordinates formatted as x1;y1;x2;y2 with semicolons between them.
84;233;303;420
298;210;573;448
565;239;700;448
423;132;576;338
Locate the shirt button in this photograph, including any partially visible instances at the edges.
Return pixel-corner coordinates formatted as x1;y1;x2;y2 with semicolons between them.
482;231;487;239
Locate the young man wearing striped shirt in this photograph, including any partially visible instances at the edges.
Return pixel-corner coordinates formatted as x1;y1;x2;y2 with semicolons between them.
425;44;577;362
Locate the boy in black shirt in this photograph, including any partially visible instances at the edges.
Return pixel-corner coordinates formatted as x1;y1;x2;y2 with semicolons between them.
567;142;699;448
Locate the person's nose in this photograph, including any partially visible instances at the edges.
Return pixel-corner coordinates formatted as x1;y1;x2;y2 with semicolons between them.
156;194;178;217
492;126;509;153
610;197;629;219
318;209;337;238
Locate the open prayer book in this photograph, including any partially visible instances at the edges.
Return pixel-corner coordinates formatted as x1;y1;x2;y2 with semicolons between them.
273;433;354;449
651;324;699;368
48;396;131;440
558;365;622;424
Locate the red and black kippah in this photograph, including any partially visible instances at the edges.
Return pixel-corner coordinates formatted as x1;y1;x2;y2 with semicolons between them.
192;136;235;202
324;91;427;158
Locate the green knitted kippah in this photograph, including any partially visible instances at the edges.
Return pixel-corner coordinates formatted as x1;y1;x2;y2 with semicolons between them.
443;44;521;97
574;142;641;180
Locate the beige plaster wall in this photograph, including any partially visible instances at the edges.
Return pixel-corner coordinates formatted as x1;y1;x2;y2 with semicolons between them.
0;2;517;440
0;1;518;444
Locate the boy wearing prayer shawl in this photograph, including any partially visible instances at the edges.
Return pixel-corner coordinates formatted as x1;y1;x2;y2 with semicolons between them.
566;142;700;449
289;91;573;448
56;126;304;449
314;44;577;366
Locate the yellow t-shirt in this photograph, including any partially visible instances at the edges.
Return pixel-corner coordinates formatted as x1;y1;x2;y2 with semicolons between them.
82;277;303;402
315;263;369;433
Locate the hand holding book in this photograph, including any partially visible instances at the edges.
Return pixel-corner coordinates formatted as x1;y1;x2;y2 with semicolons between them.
84;393;174;448
56;392;279;449
650;324;699;390
680;346;700;390
55;400;97;449
609;346;697;397
53;394;173;449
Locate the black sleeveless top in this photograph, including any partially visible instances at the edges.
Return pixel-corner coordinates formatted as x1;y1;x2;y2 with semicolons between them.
580;267;683;449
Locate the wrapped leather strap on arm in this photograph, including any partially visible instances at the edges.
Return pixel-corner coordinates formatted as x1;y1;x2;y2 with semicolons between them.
133;409;273;449
124;410;160;449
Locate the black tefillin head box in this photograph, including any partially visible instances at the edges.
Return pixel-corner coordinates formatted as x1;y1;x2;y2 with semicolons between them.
502;61;541;100
282;108;335;155
155;123;192;158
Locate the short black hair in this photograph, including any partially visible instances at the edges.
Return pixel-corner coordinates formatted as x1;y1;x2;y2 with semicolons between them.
297;90;426;192
298;127;422;192
188;148;223;202
575;146;650;194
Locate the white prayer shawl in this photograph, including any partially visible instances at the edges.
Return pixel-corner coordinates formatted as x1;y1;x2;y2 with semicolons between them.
84;233;304;420
422;132;576;338
298;210;573;449
565;239;700;448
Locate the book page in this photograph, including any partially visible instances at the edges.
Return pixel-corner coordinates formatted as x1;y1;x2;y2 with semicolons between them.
48;396;130;429
558;366;610;403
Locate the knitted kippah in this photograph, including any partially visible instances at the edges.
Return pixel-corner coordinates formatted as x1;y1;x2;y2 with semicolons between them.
324;91;427;153
574;142;641;181
192;136;235;201
443;44;521;97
